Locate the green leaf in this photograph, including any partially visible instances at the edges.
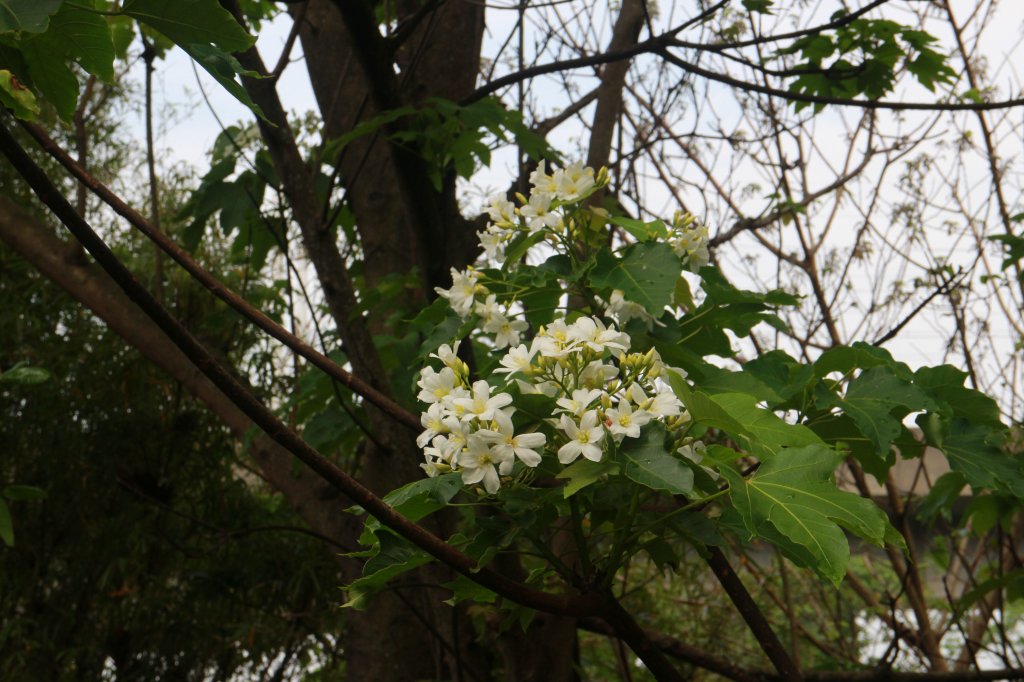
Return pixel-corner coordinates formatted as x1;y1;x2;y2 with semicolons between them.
721;445;893;584
359;473;462;544
0;0;62;34
914;365;1003;429
343;532;430;609
45;4;116;81
619;424;694;496
107;15;135;59
916;471;966;521
956;568;1024;612
810;413;892;481
814;342;912;380
942;419;1024;496
607;215;668;242
0;363;50;384
443;574;496;606
589;242;681;316
669;372;823;452
122;0;255;53
181;42;266;120
556;458;618;498
815;367;933;455
19;39;77;120
1;485;45;501
0;498;12;547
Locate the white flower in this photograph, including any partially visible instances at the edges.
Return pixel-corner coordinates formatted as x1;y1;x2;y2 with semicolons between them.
417;366;457;404
605;399;652;441
557;411;605;464
529;161;558;194
421;451;444;478
494;343;536;377
441;416;471;452
460;434;512;494
629;384;682;418
478;411;546;468
568;316;630;353
534;319;578;358
519;192;562;234
417;402;450;447
435;268;481;317
452;380;514;422
578;360;618;389
669;219;710;272
556;388;604;417
677;440;706;464
483;312;528;349
552;161;595;202
430;341;462;368
442;386;471;415
474;294;503;324
425;434;458;467
488;195;516;225
477;227;507;262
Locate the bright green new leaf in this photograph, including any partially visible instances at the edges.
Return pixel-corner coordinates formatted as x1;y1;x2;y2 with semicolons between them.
0;362;50;384
0;0;62;34
589;242;681;316
556;458;618;498
815;366;933;454
0;67;40;120
620;424;694;496
122;0;255;53
721;445;892;584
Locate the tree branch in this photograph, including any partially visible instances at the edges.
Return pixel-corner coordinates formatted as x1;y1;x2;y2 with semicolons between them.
0;116;599;620
18;120;421;433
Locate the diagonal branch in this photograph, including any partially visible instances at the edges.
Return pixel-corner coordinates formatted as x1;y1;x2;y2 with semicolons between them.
18;120;421;433
0;116;597;621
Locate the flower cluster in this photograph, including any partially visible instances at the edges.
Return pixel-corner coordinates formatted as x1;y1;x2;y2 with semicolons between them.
416;342;545;493
668;210;710;272
423;160;708;494
417;317;689;493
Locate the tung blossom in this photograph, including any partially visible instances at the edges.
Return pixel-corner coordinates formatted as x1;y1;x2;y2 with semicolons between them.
452;380;513;422
459;435;512;494
605;399;652;441
557;411;606;464
477;411;545;468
